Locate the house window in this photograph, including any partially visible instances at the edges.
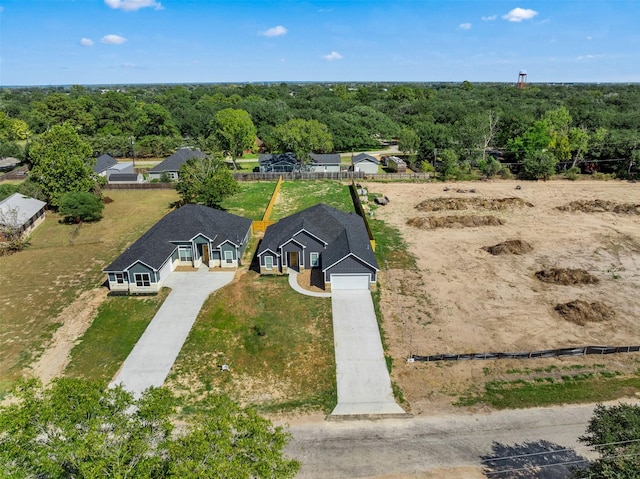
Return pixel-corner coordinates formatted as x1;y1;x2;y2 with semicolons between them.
225;251;233;264
178;246;193;262
310;252;320;267
115;273;125;284
134;273;151;287
265;256;273;270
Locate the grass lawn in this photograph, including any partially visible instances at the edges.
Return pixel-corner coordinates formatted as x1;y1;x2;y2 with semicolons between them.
0;189;178;393
64;290;169;380
221;181;277;220
167;270;336;414
271;180;353;220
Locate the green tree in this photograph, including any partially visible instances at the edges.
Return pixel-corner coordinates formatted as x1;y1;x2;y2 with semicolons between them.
273;118;333;165
59;191;104;223
0;378;299;479
28;123;95;206
176;154;240;208
437;148;460;181
212;108;257;170
397;127;420;167
573;403;640;478
522;149;558;180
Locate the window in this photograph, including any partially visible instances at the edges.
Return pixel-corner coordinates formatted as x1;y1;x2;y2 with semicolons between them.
265;256;273;270
134;273;151;287
225;251;233;264
115;273;125;284
178;246;193;262
310;252;320;267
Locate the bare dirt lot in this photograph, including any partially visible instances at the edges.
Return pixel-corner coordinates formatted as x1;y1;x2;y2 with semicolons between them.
366;179;640;416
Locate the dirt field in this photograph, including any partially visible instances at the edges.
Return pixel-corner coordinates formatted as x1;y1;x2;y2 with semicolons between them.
366;179;640;416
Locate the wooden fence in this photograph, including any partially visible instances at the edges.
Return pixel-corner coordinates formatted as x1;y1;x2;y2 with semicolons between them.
350;180;376;252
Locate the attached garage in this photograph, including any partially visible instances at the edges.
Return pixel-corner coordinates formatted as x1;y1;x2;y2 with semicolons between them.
330;274;371;290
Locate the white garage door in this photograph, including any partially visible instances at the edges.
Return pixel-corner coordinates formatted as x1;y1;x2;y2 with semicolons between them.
331;274;370;290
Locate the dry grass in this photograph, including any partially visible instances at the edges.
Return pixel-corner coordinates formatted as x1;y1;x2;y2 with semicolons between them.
0;189;178;391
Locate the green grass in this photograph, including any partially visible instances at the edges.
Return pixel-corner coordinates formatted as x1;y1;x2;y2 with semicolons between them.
456;374;640;409
271;181;354;219
221;181;277;220
369;218;418;270
0;189;179;393
167;273;336;414
64;290;169;380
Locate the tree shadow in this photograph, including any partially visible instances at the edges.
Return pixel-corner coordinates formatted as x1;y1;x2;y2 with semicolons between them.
482;440;588;479
310;267;325;290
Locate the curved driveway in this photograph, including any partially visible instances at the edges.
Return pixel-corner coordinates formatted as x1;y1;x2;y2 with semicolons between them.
111;269;235;396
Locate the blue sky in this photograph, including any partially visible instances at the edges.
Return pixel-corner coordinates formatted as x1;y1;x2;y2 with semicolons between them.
1;0;638;86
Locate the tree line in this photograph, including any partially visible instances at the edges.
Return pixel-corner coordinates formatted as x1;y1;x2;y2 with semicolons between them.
1;82;639;179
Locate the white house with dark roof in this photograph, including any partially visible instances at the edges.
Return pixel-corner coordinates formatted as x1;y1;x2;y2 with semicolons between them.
93;154;134;179
308;153;341;173
148;148;206;181
0;193;46;237
104;204;252;293
256;204;378;290
351;153;380;174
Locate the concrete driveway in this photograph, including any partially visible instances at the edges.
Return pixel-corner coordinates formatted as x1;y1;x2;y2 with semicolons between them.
330;290;407;417
111;268;235;396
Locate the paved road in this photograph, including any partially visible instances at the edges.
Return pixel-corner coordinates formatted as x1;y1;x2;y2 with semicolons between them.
111;269;235;396
330;290;406;417
284;402;617;478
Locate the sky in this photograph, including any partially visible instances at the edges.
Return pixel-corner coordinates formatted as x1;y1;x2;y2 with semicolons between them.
0;0;639;86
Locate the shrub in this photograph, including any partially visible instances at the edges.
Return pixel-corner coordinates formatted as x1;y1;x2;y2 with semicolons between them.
59;191;104;223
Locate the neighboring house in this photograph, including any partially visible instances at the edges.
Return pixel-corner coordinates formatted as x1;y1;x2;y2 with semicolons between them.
105;162;135;178
0;193;46;237
308;153;341;173
104;204;252;293
258;152;298;172
0;157;20;172
351;153;380;174
386;156;407;173
93;154;118;176
257;203;379;290
147;148;206;181
108;173;144;184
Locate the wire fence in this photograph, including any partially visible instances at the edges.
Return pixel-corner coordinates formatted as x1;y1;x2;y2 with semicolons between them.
410;345;640;362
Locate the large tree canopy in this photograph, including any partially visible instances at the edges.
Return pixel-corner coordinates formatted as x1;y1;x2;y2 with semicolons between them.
175;153;240;209
0;378;300;479
273;118;333;164
28;123;95;207
211;108;257;170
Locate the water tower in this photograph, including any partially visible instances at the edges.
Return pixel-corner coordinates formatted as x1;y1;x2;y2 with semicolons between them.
517;70;527;89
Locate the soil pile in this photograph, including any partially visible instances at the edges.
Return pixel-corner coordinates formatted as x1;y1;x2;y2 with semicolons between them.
415;197;533;212
536;268;599;285
555;300;614;325
556;200;640;214
482;239;533;255
407;215;505;229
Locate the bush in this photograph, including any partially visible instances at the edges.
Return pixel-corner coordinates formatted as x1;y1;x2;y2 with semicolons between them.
59;191;104;223
564;166;580;181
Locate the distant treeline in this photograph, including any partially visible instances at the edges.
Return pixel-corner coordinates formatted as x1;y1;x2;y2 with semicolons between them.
1;82;639;177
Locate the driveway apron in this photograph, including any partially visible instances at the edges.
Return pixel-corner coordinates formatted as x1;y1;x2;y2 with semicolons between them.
111;269;235;396
330;290;406;417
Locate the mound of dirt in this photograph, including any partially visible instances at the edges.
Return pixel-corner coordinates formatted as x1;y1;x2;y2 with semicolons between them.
103;196;114;204
535;268;599;285
556;200;640;214
415;197;533;212
482;239;533;255
555;300;615;325
407;215;505;229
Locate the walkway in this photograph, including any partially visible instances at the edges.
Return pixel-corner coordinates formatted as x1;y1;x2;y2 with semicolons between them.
330;290;407;418
111;268;235;396
288;271;331;298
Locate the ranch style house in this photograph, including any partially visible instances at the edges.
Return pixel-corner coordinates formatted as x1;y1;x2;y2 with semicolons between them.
104;204;252;293
257;203;379;290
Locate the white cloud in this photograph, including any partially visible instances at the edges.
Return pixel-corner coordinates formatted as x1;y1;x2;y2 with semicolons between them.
459;23;472;30
104;0;162;11
482;15;497;21
587;36;593;40
502;7;538;22
260;25;287;37
122;62;138;68
80;38;94;46
323;51;343;61
101;34;127;44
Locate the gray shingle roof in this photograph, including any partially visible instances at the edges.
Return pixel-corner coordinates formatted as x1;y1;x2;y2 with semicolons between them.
309;153;341;165
353;153;379;165
149;148;206;173
257;204;378;271
93;154;118;173
105;204;252;272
